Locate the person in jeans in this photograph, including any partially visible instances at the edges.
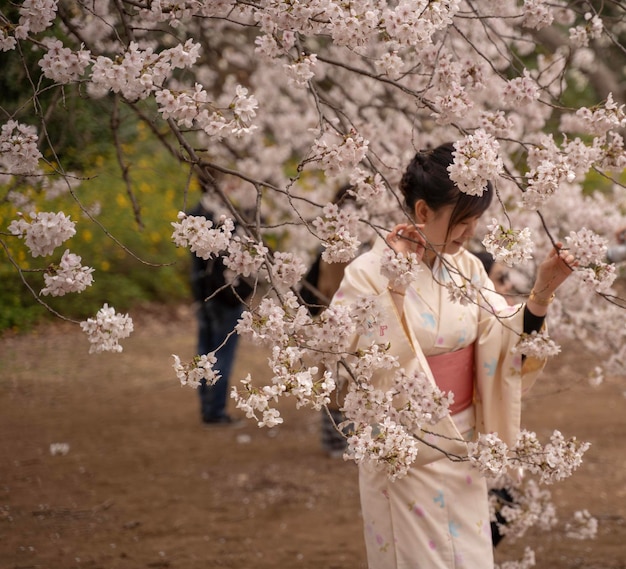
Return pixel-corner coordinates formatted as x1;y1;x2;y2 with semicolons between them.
189;197;252;425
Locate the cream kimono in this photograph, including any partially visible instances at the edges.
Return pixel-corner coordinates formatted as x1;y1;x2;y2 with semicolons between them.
330;238;546;569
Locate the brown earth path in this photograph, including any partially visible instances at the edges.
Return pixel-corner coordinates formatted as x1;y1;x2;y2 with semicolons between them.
0;303;625;568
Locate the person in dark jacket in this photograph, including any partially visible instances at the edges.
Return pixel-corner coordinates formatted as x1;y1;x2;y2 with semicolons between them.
189;197;252;425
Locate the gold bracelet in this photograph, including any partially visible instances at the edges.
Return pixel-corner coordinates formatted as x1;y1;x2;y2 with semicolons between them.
387;285;406;297
529;290;555;306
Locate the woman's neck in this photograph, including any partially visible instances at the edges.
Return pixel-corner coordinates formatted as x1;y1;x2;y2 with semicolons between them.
423;249;439;269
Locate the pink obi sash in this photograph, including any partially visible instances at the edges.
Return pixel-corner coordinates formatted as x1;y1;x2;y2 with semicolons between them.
425;344;474;416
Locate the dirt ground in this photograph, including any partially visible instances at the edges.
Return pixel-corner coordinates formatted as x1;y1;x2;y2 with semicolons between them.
1;303;625;569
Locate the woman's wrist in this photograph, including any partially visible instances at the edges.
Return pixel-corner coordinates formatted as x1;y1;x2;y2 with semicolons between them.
526;288;555;318
528;289;555;306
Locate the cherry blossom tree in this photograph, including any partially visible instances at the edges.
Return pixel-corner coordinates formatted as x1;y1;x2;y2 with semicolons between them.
1;1;624;563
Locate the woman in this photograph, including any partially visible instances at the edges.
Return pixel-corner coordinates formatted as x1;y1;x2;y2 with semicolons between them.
330;143;574;568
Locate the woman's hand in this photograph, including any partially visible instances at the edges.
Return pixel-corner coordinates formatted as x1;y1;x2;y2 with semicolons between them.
386;223;426;259
528;242;577;316
385;223;426;305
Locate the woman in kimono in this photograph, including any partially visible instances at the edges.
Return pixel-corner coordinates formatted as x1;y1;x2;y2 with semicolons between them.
330;143;575;569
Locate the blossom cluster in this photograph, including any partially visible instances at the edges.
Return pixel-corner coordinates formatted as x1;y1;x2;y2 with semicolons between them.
521;0;554;30
384;0;460;47
565;228;617;293
224;236;269;278
8;211;76;258
171;212;234;260
573;263;617;295
229;293;343;427
270;251;308;291
90;39;201;101
468;428;590;485
502;70;540;108
312;203;362;263
565;509;598;540
283;54;318;88
346;420;420;480
445;275;481;306
512;330;561;360
231;374;284;428
38;38;91;84
341;344;454;479
467;433;510;476
482;219;534;267
488;473;557;542
569;13;604;48
448;130;503;197
380;247;421;290
13;0;58;40
41;249;95;297
0;121;42;175
311;130;369;178
513;430;591;485
390;369;454;427
155;83;258;139
349;169;386;203
79;304;134;354
561;94;626;137
522;138;577;210
172;353;220;388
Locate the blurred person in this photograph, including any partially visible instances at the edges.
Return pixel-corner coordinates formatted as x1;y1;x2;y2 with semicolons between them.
472;249;522;547
302;249;353;457
606;227;626;264
300;186;366;457
189;195;252;425
472;250;514;300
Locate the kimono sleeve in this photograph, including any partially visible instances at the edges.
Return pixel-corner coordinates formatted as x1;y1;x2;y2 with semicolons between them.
330;248;417;382
474;273;547;446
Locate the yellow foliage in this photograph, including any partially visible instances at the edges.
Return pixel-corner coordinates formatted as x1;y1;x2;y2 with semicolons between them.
116;193;129;207
0;142;201;322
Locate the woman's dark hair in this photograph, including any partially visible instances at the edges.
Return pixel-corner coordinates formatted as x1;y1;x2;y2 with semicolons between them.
399;142;493;233
473;250;495;275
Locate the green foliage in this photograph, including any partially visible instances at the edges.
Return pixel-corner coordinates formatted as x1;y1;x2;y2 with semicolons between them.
0;135;200;332
0;266;46;332
0;10;121;171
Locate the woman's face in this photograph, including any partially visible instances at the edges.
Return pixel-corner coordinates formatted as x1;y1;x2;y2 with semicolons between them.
417;203;481;260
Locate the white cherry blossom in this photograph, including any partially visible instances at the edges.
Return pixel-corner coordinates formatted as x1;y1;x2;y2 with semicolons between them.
41;249;95;296
80;304;134;354
448;130;503;197
8;211;76;258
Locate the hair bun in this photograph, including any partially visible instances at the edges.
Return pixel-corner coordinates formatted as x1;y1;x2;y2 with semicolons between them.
415;149;432;171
